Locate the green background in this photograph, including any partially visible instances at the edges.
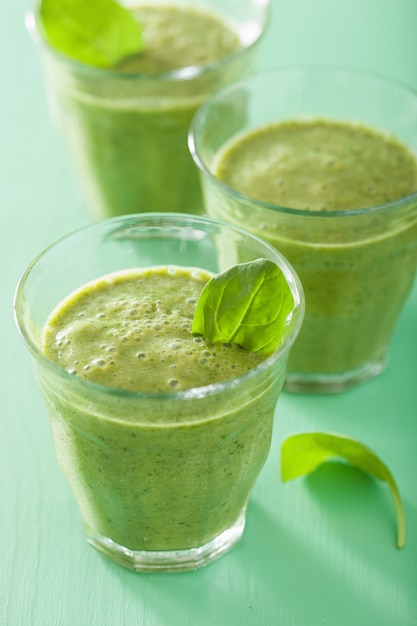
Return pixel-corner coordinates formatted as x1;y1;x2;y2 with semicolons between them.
2;1;417;624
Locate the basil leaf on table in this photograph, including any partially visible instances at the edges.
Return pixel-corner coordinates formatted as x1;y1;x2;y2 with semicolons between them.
281;432;406;549
39;0;144;67
192;259;295;355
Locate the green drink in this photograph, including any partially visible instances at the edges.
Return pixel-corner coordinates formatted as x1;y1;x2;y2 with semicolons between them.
191;67;417;393
27;1;269;218
15;214;303;572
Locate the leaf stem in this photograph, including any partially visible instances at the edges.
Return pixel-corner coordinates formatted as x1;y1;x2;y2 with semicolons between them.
389;481;406;549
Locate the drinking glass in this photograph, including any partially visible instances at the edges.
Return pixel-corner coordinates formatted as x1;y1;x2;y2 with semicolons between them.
15;213;303;572
26;0;269;219
190;66;417;393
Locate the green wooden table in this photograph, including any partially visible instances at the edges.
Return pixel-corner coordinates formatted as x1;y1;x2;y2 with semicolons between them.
2;1;416;624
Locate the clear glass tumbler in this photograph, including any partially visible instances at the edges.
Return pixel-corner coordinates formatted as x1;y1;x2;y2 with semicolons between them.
14;213;303;572
190;66;417;393
26;0;269;219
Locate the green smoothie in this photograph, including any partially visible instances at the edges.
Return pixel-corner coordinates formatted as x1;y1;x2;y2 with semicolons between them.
39;3;248;218
40;266;283;553
215;120;417;211
209;119;417;379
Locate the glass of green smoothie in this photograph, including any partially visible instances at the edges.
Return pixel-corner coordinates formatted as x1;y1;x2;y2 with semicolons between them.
190;66;417;393
14;213;303;572
26;0;269;219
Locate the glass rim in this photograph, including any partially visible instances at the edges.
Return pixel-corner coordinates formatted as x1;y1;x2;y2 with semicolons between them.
25;0;270;83
189;63;417;219
14;212;304;404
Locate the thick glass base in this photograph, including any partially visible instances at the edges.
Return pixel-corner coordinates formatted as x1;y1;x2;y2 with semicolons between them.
284;355;388;394
85;510;247;573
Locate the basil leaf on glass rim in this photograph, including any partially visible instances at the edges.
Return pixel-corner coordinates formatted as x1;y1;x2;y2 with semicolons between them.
39;0;144;68
192;258;295;355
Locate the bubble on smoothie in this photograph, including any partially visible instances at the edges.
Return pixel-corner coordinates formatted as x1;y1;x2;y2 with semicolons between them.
92;358;106;367
43;266;266;392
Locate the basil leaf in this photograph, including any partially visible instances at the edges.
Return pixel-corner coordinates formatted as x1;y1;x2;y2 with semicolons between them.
192;259;295;355
39;0;143;68
281;432;406;549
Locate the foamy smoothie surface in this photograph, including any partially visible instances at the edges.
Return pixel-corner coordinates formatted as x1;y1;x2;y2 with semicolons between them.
117;5;241;73
42;266;266;392
214;119;417;210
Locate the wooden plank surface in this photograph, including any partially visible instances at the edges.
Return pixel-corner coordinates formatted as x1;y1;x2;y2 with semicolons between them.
2;1;417;624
